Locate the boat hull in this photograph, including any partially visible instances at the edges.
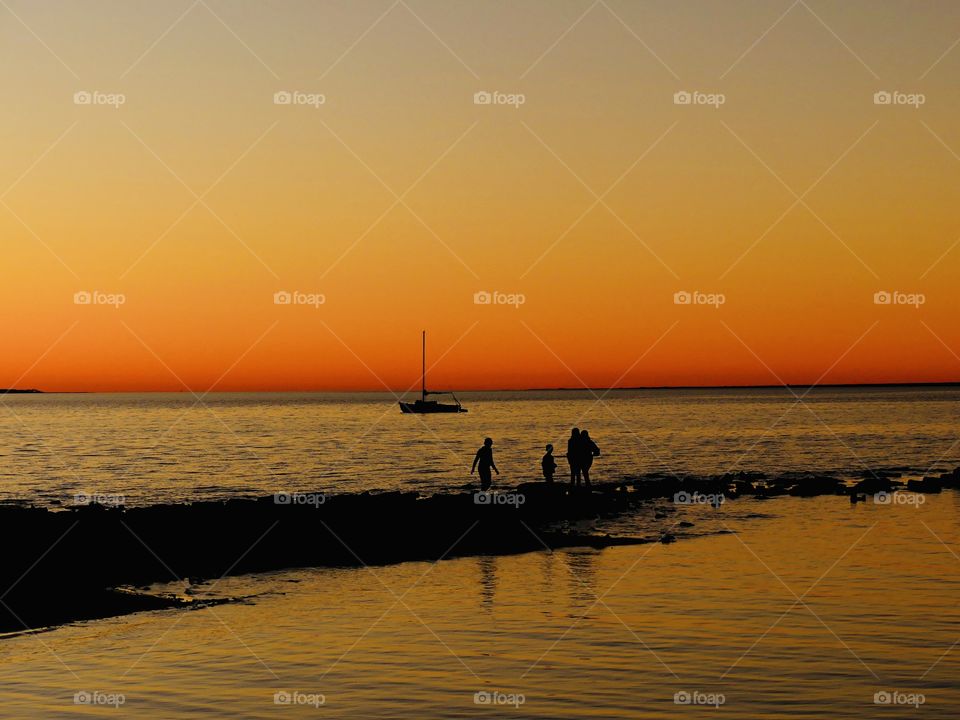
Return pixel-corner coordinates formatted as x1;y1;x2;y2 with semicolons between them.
399;400;467;414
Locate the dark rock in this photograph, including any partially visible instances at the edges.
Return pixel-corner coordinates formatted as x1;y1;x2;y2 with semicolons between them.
907;477;942;494
787;475;844;497
755;483;789;497
939;471;960;489
852;475;898;495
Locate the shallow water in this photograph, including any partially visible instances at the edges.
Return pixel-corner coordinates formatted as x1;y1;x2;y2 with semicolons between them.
2;494;958;718
0;387;957;506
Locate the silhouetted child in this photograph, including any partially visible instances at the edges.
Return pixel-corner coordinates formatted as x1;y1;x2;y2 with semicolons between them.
541;444;557;483
471;437;499;491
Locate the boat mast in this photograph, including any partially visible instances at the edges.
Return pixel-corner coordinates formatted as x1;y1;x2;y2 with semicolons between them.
421;330;426;401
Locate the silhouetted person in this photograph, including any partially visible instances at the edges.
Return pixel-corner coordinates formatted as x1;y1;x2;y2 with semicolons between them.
578;430;600;486
566;428;582;485
471;437;499;491
541;444;557;483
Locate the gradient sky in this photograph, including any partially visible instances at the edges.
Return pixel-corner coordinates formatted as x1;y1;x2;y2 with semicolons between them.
2;0;960;392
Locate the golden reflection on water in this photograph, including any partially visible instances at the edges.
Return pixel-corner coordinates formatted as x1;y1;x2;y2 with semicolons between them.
477;556;497;613
0;494;957;717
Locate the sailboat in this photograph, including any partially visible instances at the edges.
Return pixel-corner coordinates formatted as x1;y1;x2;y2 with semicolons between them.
398;331;467;414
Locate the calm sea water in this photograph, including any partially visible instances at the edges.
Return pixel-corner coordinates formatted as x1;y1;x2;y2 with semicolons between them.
1;388;958;718
1;495;958;718
1;387;958;506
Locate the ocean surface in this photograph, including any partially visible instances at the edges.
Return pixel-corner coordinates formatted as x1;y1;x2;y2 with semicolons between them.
1;388;959;717
1;387;958;506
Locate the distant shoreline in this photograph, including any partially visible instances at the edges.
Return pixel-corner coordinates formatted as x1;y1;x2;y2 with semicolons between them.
6;381;960;395
511;381;960;392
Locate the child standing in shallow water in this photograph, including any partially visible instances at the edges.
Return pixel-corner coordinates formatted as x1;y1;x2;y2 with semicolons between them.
541;444;557;483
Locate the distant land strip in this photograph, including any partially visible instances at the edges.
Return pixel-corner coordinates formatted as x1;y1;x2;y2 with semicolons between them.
2;382;960;395
515;381;960;392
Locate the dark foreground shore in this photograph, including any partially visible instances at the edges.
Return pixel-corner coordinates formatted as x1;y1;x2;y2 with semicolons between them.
1;465;957;635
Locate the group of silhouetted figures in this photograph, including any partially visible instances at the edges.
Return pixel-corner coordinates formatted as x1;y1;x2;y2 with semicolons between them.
470;428;601;491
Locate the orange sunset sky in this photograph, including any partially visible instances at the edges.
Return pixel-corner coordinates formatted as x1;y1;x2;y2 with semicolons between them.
2;0;960;392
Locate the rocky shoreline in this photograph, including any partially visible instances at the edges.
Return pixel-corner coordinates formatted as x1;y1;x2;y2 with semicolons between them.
1;465;957;635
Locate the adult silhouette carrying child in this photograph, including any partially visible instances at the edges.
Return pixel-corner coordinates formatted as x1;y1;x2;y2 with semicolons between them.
577;430;600;486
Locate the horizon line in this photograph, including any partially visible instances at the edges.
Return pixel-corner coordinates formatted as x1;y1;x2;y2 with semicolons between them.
6;380;960;395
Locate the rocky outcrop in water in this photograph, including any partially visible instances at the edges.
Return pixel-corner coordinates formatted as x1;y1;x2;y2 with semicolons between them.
1;465;957;634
